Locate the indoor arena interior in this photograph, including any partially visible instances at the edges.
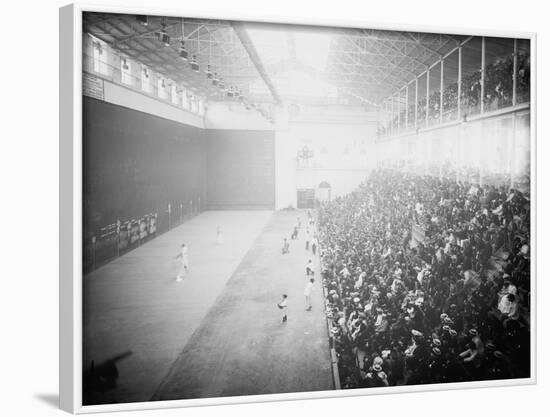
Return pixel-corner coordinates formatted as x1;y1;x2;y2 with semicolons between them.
81;13;531;405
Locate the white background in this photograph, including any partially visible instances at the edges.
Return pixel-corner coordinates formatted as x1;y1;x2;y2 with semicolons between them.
0;0;547;415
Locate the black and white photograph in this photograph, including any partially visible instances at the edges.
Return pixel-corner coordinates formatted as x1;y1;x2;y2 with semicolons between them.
70;5;533;411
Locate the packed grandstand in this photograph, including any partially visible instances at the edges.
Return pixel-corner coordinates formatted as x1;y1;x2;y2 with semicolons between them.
319;170;530;388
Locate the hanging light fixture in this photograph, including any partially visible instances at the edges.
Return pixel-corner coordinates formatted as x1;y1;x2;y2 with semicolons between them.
136;15;149;26
158;22;170;47
205;64;213;79
179;41;188;60
190;55;199;72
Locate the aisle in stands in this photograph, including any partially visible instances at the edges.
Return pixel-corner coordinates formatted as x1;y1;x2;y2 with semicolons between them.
318;170;530;388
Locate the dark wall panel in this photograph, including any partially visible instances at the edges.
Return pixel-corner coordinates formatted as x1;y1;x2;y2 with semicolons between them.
206;130;275;209
83;97;207;238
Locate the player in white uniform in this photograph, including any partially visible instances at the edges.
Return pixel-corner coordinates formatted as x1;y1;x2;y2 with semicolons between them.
176;243;189;281
306;259;315;276
304;278;315;311
216;225;224;245
277;294;288;323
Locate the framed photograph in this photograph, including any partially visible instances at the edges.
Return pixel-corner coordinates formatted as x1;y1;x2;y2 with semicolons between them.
60;3;536;413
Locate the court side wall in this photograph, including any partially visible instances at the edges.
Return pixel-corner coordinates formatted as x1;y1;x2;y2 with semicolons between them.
83;96;207;238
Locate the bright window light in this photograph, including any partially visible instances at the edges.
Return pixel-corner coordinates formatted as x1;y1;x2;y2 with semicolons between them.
171;84;179;105
141;66;151;93
120;57;132;85
91;37;109;75
294;31;331;72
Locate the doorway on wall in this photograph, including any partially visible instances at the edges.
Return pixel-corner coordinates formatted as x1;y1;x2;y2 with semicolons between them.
296;188;315;208
317;181;331;203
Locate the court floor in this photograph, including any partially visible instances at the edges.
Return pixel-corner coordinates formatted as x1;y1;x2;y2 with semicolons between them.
83;210;332;405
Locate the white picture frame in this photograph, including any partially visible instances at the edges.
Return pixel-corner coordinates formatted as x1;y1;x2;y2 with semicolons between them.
60;3;537;413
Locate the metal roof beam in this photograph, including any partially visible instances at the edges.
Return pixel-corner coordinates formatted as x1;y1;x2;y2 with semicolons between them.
113;23;181;47
345;36;418;79
330;51;403;90
231;22;283;105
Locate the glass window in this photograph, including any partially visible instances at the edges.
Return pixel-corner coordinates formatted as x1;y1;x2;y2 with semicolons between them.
398;88;407;132
92;39;108;75
442;50;459;122
120;56;132;85
461;37;482;117
141;66;151;93
171;84;179;105
157;78;168;99
484;37;514;110
182;89;189;110
417;73;427;129
407;82;416;130
428;62;442;127
516;38;531;104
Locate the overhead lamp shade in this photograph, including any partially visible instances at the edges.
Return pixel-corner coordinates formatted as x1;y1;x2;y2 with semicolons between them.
179;42;188;60
190;55;199;72
158;22;170;46
136;15;149;26
158;31;170;46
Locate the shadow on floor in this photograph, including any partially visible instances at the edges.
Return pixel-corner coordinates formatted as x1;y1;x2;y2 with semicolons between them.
83;350;134;405
34;393;59;409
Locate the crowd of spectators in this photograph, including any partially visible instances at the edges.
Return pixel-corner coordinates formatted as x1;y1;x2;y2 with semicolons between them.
377;51;530;138
318;170;530;388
